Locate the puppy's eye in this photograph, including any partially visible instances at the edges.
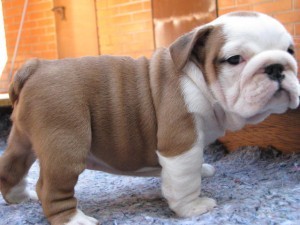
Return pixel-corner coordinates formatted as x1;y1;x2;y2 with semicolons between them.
287;48;294;55
226;55;243;65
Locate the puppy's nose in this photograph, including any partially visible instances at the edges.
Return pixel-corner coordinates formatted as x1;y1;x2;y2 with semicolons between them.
264;64;285;82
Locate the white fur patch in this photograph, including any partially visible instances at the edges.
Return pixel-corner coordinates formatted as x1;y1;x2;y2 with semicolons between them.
181;63;229;140
65;210;98;225
187;13;300;127
215;15;299;121
202;163;216;178
157;145;216;217
5;178;38;204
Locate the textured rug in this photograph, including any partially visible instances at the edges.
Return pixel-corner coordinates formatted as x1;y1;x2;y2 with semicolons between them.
0;140;299;225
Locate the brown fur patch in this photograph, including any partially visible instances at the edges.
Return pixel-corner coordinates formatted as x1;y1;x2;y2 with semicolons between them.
169;24;226;85
1;56;164;223
150;49;197;157
156;25;226;156
190;25;226;84
1;24;229;222
0;126;35;201
21;56;159;171
203;25;226;84
169;26;214;72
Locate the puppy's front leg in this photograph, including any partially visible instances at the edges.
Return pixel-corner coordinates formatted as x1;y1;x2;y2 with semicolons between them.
157;145;216;217
201;164;216;178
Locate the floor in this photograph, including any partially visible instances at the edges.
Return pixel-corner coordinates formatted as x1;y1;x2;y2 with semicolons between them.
0;139;299;225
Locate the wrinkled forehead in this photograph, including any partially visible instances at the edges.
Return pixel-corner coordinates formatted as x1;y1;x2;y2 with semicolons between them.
210;12;294;55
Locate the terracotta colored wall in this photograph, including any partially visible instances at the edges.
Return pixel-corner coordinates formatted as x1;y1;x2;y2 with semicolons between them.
218;0;300;75
1;0;57;92
152;0;216;48
96;0;154;58
1;0;300;93
53;0;99;58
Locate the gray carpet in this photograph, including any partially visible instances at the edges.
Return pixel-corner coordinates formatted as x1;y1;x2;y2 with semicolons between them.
0;139;299;225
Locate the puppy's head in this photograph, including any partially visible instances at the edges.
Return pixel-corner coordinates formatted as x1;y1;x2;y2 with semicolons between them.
170;11;300;125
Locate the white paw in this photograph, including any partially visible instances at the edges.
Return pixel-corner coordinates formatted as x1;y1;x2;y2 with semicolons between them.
65;210;99;225
201;164;216;178
174;197;217;217
5;179;38;204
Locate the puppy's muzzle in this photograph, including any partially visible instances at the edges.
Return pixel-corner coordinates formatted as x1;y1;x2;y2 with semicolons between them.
264;63;285;83
241;50;298;89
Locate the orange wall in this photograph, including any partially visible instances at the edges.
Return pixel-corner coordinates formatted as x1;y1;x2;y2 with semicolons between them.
1;0;57;92
218;0;300;75
96;0;154;58
1;0;300;93
53;0;99;58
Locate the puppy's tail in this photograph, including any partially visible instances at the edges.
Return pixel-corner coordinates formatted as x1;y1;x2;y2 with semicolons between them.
9;59;39;106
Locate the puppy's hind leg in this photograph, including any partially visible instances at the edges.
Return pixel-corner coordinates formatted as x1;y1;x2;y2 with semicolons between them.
35;126;98;225
0;125;37;204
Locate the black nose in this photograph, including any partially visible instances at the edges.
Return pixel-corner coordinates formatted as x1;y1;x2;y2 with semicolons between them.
264;64;285;82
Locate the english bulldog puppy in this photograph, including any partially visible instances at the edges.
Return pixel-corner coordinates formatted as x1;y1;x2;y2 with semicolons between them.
0;11;299;225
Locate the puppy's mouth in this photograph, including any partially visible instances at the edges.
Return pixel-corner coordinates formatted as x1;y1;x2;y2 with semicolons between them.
273;79;286;96
267;77;292;108
256;65;294;106
274;86;285;96
270;74;299;110
246;88;290;124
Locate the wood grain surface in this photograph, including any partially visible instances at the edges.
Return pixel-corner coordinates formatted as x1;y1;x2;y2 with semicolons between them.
220;107;300;153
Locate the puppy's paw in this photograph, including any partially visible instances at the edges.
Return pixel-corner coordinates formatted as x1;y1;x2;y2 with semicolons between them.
201;164;216;177
65;210;99;225
5;179;38;204
174;197;217;217
5;188;38;204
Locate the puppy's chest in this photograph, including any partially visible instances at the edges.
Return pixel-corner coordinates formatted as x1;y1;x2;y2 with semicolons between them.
180;76;225;146
193;114;225;145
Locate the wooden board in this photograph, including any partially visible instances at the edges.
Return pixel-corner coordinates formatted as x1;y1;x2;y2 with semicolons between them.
53;0;99;58
0;93;10;107
219;107;300;153
152;0;217;48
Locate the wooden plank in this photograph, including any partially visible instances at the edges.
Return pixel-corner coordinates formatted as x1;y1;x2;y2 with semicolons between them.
219;107;300;154
0;93;11;106
152;0;217;48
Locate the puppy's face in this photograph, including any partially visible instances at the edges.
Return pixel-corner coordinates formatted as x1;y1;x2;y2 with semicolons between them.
212;12;299;123
170;12;300;125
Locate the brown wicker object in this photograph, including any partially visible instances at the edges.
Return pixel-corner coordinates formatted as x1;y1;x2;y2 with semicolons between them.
219;107;300;154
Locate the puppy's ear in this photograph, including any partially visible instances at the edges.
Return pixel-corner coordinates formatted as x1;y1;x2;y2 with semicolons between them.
169;25;214;71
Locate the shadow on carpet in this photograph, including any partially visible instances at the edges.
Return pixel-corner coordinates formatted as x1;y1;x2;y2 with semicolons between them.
0;141;299;225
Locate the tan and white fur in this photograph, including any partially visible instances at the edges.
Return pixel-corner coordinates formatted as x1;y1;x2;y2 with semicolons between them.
0;12;299;224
